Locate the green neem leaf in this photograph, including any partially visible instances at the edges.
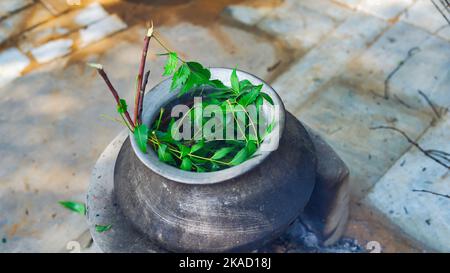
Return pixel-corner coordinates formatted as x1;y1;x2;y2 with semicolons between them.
207;89;233;99
177;61;211;96
231;68;240;94
195;165;206;172
211;163;221;171
186;62;211;86
59;201;86;215
163;52;178;76
229;147;248;166
178;144;191;158
95;224;112;233
179;75;196;96
211;147;235;160
158;144;175;163
246;140;258;155
154;108;164;131
260;92;274;105
204;98;222;105
256;94;263;110
117;99;127;114
171;63;190;90
134;124;149;153
239;79;253;92
180;157;192;171
238;84;263;107
154;130;172;143
264;119;276;137
208;79;228;90
176;62;211;96
190;141;205;154
191;157;207;164
167;118;176;140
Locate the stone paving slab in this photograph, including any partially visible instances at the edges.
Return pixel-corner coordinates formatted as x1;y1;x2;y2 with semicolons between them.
40;0;71;15
0;0;34;19
364;114;450;252
332;0;362;10
30;38;73;63
157;23;278;81
0;48;30;88
78;14;127;48
231;0;346;50
296;0;353;22
18;2;109;52
357;0;414;21
223;4;272;26
257;2;337;50
0;2;55;45
344;21;450;113
389;34;450;110
400;0;450;42
293;79;432;198
272;13;387;111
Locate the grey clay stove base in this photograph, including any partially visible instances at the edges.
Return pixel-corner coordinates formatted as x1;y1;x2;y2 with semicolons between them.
87;115;354;253
87;130;164;253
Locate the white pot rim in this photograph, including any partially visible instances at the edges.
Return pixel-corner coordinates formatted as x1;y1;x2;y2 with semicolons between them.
129;67;286;184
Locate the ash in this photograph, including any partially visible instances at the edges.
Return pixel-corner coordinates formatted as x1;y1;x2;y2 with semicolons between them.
259;219;363;253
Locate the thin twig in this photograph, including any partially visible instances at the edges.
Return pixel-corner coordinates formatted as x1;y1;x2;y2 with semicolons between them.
227;100;248;143
418;90;441;119
370;125;450;169
393;94;413;109
89;64;135;128
153;34;187;64
384;47;420;99
138;69;151;124
267;60;281;72
237;104;259;145
428;149;450;161
428;149;450;157
412;189;450;199
142;70;151;92
134;23;153;125
432;0;450;26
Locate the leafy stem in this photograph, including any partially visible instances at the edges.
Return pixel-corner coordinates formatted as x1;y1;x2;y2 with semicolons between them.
153;34;186;63
92;21;276;173
226;99;248;143
237;103;259;145
147;134;231;167
88;63;135;130
120;112;133;132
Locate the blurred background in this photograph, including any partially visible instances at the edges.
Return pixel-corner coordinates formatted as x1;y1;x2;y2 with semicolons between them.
0;0;449;252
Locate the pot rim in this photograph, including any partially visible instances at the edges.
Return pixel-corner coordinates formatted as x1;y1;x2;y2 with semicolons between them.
129;67;286;184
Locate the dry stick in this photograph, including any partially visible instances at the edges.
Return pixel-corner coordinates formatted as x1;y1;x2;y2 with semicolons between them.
428;149;450;158
138;70;151;124
412;189;450;200
427;150;450;163
153;34;187;64
134;23;153;125
91;64;135;129
418;90;441;119
393;94;413;109
431;0;450;25
370;126;450;169
384;47;420;99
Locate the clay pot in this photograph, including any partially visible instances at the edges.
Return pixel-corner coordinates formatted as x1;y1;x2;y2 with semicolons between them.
114;68;316;252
